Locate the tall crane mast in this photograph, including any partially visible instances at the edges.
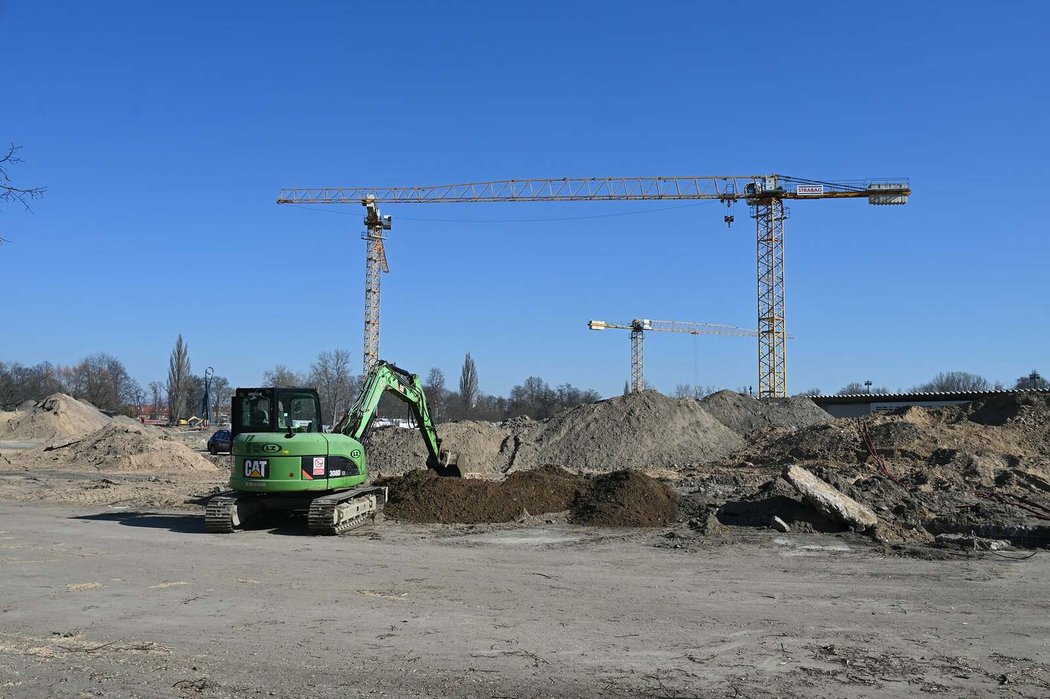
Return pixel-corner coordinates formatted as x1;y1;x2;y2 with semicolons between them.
278;174;909;397
588;318;780;393
361;196;391;371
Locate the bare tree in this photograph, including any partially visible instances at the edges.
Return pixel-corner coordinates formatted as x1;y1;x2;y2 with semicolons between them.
66;353;140;412
673;383;719;400
424;367;449;422
912;371;989;393
183;374;206;419
472;393;509;422
0;361;64;408
507;377;600;419
209;376;233;424
309;349;354;424
837;382;889;395
509;376;555;419
0;144;46;244
1015;370;1049;390
148;381;165;418
167;335;191;423
262;365;307;388
458;353;479;417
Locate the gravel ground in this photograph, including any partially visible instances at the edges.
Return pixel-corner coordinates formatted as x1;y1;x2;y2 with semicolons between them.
1;502;1047;698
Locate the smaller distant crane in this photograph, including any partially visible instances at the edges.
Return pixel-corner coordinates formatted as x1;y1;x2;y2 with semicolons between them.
588;319;787;394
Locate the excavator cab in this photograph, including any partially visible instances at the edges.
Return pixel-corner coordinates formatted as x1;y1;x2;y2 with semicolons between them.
232;388;322;437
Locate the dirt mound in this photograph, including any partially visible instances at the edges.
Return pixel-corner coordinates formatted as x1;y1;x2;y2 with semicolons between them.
364;421;512;477
968;391;1050;426
509;391;744;473
569;470;677;527
378;466;588;524
0;393;111;444
366;392;744;477
28;422;218;473
711;396;1050;544
699;390;830;436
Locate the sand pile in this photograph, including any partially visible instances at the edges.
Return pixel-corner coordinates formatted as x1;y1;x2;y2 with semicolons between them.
379;466;677;527
366;391;745;477
364;421;513;477
699;390;830;436
0;393;111;444
570;471;677;527
29;422;218;473
509;391;745;473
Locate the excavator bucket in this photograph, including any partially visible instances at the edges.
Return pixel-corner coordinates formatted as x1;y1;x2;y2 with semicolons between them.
431;462;463;478
430;449;478;478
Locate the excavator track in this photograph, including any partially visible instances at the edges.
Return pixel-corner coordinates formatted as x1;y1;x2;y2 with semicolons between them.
204;494;239;533
307;486;387;536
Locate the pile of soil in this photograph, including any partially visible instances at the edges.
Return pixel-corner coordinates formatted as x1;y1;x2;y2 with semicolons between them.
364;421;512;477
698;393;1050;544
28;422;218;473
569;470;678;527
0;394;111;444
699;390;830;437
378;466;587;524
365;391;745;477
380;466;678;528
510;391;744;473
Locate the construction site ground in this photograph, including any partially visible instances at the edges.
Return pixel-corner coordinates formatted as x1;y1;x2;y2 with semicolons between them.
2;391;1049;696
2;502;1049;699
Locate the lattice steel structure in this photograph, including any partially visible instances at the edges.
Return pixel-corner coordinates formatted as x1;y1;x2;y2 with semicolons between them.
753;198;788;399
588;319;767;393
361;196;390;372
279;176;909;397
630;327;644;394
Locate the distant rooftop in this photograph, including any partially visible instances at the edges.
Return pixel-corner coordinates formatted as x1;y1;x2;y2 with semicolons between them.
812;389;1050;405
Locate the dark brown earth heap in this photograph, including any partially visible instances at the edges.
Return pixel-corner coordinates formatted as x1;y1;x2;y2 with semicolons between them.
378;466;588;524
380;467;678;527
569;470;678;527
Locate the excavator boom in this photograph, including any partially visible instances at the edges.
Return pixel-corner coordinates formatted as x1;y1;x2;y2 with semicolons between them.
333;360;460;476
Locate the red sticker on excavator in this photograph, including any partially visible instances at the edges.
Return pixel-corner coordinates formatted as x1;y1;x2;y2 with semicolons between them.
301;469;314;481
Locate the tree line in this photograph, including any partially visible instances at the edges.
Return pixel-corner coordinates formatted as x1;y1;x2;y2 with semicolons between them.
0;354;142;413
4;337;1047;419
259;351;602;424
797;369;1050;397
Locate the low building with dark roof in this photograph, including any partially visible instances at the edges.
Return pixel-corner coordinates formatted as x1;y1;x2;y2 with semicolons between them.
811;389;1050;418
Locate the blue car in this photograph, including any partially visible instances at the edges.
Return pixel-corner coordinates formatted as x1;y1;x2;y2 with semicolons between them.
207;429;232;455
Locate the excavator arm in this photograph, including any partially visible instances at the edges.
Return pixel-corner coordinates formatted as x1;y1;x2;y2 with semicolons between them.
332;361;460;477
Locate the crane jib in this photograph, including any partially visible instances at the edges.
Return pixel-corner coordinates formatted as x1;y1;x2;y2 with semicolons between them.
277;174;910;399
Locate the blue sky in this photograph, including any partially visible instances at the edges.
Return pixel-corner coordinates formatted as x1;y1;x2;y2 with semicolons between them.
2;2;1047;397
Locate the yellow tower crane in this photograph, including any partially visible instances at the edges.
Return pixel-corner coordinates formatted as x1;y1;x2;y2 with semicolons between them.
277;175;909;397
588;318;791;393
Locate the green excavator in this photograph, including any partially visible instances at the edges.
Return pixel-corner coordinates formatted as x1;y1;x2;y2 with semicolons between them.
205;360;460;535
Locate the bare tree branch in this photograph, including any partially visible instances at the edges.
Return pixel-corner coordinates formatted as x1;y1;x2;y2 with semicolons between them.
0;144;46;209
0;144;46;244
